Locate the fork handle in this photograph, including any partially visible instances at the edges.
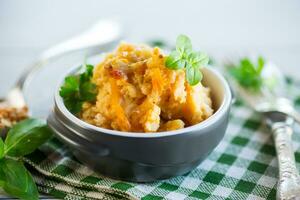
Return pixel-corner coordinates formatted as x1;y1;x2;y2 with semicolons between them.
272;122;300;200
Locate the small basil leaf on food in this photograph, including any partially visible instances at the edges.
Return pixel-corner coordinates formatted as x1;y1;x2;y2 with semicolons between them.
189;52;209;67
176;34;192;53
165;56;178;69
168;50;182;60
0;137;4;159
165;51;185;69
0;158;38;200
186;65;202;86
175;59;187;69
166;57;186;70
165;35;209;86
4;118;52;157
198;53;209;65
188;51;199;63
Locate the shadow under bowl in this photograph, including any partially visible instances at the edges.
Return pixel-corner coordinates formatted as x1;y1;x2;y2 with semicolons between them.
47;66;232;182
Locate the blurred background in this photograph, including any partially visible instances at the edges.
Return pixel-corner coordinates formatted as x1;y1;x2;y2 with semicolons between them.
1;0;300;98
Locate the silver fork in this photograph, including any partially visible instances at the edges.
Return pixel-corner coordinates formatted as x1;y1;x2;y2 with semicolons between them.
227;60;300;199
0;19;122;109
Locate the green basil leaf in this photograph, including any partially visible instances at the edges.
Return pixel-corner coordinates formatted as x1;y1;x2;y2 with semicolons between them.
174;59;186;69
0;159;5;187
165;57;186;70
176;34;192;53
189;52;209;67
0;180;4;188
166;35;208;86
240;58;256;74
0;158;38;200
165;56;177;68
257;56;265;74
168;50;182;61
165;51;185;69
0;137;4;159
185;65;202;86
228;57;265;92
4;118;52;157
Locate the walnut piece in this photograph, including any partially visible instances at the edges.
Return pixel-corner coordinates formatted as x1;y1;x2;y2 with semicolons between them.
0;105;28;129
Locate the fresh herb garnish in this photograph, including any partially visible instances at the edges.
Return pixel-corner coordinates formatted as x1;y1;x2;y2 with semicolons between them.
0;158;38;200
228;57;265;92
0;118;52;200
208;57;215;65
148;39;167;48
59;63;97;115
4;119;52;157
165;35;209;85
0;138;4;159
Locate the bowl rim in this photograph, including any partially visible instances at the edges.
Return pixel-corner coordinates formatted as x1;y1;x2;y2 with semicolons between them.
54;65;232;138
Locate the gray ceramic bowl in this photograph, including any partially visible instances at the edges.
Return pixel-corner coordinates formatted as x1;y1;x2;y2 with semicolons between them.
47;66;232;182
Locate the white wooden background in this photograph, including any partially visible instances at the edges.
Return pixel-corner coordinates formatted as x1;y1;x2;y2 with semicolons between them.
0;0;300;199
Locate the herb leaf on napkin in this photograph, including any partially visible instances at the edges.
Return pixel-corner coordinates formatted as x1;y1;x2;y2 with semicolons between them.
4;118;52;157
0;158;38;200
0;138;4;159
0;118;52;199
228;57;265;92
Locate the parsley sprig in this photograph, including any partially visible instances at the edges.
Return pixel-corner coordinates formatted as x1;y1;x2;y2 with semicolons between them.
59;63;97;115
228;57;265;92
165;35;209;85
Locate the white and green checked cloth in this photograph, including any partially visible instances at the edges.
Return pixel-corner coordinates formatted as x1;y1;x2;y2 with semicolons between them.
22;77;300;200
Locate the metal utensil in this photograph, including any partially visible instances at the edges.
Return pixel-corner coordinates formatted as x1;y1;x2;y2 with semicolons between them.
1;19;122;109
228;61;300;200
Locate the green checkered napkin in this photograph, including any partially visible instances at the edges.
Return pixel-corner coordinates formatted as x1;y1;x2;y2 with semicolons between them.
22;77;300;200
